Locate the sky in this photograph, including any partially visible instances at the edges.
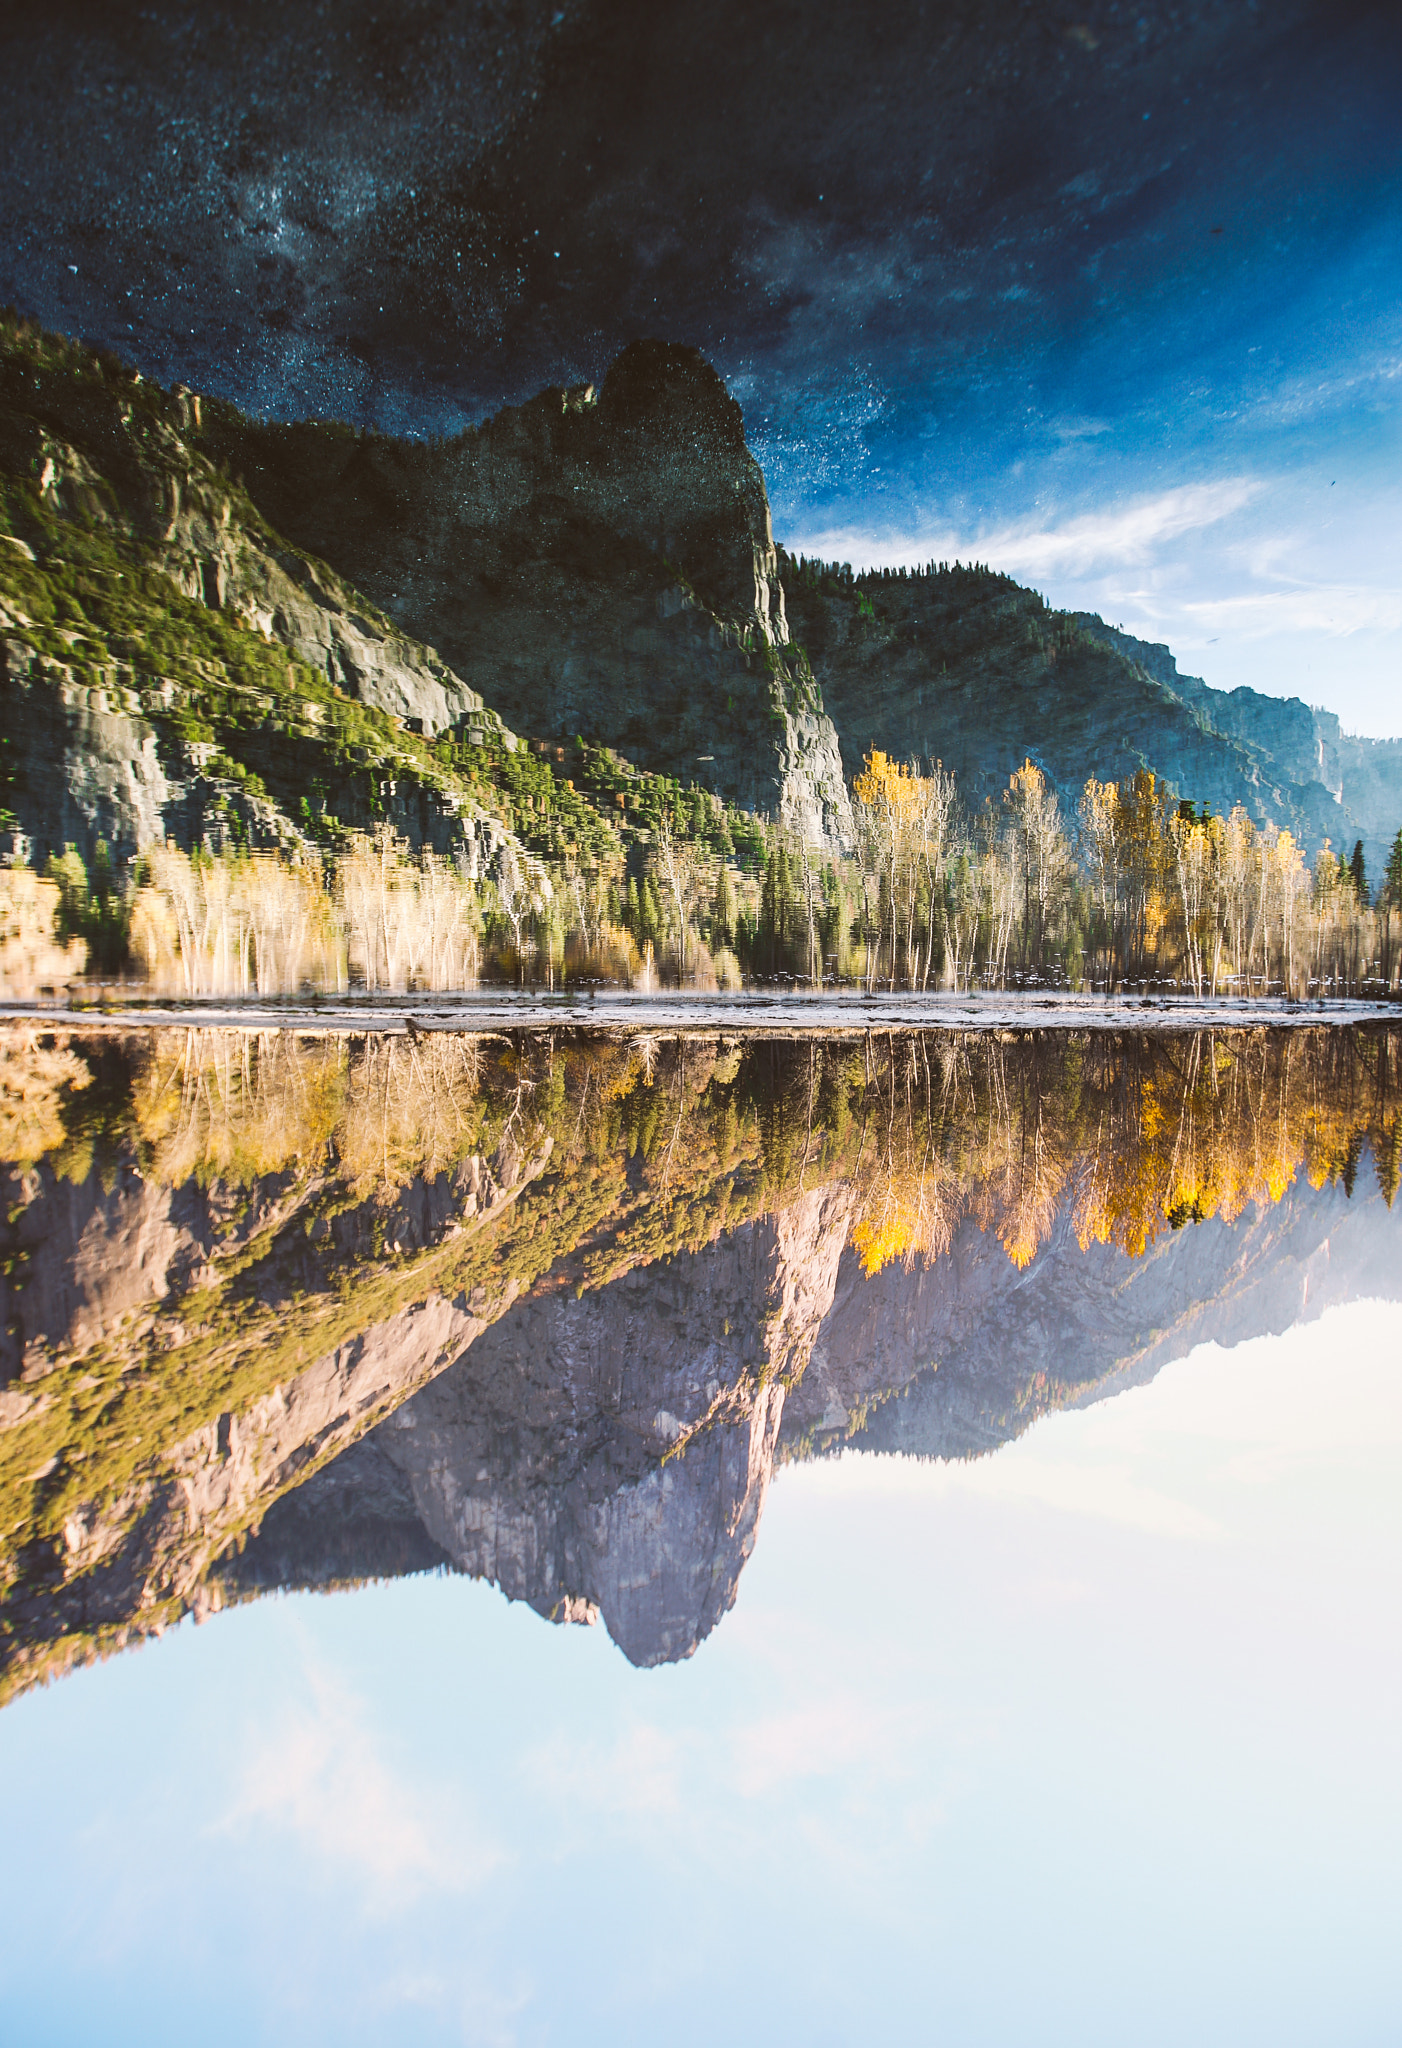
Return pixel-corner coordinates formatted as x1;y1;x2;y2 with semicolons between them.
2;1297;1400;2047
2;2;1401;729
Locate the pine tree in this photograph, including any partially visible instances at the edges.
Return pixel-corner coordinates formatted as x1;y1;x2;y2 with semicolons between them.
1385;827;1402;911
1350;839;1368;903
712;861;734;949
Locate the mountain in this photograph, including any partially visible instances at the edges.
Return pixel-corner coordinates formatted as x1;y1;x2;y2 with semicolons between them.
193;337;851;843
0;321;522;873
1071;614;1402;868
2;315;1398;878
213;1163;1399;1668
194;336;1400;870
781;559;1399;874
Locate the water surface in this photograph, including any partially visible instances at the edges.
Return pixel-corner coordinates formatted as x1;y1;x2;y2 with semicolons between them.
1;1023;1399;2043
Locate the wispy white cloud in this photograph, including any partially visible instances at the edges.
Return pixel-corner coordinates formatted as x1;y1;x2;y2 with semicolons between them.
1174;584;1402;639
218;1657;500;1912
987;480;1263;575
793;477;1262;580
729;1695;917;1800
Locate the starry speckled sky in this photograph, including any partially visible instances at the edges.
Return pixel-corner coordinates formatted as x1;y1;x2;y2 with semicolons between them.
4;1;1401;728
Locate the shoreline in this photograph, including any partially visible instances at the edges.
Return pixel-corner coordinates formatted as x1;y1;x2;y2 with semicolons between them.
3;989;1399;1036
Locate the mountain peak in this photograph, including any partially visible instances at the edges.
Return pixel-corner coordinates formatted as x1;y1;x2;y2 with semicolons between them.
597;338;746;448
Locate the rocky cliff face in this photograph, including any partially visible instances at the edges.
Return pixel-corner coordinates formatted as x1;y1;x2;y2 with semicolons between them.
198;340;854;844
216;1158;1399;1665
0;327;522;868
5;319;1397;871
0;1060;554;1697
221;1184;854;1665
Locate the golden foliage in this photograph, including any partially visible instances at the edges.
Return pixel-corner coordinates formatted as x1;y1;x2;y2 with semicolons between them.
0;1026;91;1171
0;869;86;996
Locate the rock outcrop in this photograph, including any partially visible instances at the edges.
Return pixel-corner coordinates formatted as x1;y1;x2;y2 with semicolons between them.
222;1185;854;1665
197;339;854;844
0;331;522;868
4;318;1398;872
214;1162;1401;1663
0;1115;551;1697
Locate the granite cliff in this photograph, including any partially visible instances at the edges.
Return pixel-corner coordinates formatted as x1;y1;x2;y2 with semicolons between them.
222;1186;853;1666
195;338;853;844
214;1152;1400;1666
3;316;1398;882
209;355;1401;869
0;322;524;872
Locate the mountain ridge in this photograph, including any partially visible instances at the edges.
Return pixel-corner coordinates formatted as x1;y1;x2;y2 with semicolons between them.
194;337;1402;873
1;314;1398;886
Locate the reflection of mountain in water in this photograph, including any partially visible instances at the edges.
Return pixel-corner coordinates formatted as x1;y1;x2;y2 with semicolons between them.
220;1168;1398;1667
2;1024;1399;1688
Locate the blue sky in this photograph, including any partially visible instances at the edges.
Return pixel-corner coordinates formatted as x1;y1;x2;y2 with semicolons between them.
4;2;1401;733
3;1298;1400;2048
754;81;1402;734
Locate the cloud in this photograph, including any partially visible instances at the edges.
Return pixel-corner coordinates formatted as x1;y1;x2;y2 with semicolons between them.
793;477;1262;580
985;481;1262;575
218;1657;500;1912
1085;567;1402;654
1174;584;1402;639
729;1695;916;1800
522;1721;684;1818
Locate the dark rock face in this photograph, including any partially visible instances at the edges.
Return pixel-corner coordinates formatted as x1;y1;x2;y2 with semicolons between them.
197;339;849;842
4;323;1397;866
196;348;1402;862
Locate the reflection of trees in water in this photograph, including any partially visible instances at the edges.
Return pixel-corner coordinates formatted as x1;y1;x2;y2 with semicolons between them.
8;1024;1400;1274
843;1028;1400;1273
2;1021;1398;1702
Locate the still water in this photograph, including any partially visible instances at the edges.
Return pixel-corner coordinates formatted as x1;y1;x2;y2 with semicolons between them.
1;1023;1399;2045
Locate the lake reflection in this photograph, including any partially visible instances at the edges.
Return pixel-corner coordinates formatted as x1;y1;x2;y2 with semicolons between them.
2;1022;1398;1693
3;1021;1402;2047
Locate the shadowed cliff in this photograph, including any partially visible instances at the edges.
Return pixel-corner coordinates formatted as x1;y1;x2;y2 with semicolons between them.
4;317;1398;880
